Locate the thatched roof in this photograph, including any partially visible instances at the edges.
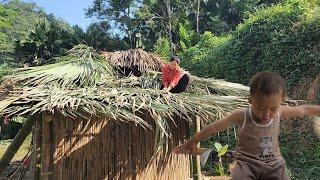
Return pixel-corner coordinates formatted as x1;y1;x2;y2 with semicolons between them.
0;44;249;122
5;45;114;88
100;49;165;74
0;45;249;149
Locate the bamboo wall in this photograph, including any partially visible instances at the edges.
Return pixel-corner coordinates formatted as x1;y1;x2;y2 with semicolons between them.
38;112;191;180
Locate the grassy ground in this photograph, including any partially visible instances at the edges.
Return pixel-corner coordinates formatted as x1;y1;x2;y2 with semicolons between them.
0;134;32;162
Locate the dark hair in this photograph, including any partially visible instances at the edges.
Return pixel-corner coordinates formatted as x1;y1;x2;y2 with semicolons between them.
170;56;180;63
250;71;286;97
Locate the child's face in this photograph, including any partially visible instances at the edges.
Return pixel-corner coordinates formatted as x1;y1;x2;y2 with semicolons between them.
249;92;284;124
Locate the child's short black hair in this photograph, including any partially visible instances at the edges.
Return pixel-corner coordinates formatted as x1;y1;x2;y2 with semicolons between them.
170;56;180;63
250;71;286;97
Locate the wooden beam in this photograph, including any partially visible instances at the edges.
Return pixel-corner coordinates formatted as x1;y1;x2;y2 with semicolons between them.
33;117;42;180
40;112;54;180
0;115;36;174
192;116;201;180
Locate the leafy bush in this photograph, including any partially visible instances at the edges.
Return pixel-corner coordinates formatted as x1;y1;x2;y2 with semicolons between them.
181;1;320;92
1;119;22;139
153;36;171;60
280;118;320;180
0;63;13;79
179;31;230;77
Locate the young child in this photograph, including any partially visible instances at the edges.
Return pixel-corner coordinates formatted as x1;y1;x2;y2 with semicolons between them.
174;71;320;180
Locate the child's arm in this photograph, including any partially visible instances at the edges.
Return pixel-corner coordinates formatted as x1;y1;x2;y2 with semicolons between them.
280;105;320;119
173;109;244;154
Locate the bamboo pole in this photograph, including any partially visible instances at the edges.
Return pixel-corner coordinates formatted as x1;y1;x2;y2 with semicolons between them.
0;115;36;174
40;112;54;180
192;116;201;180
33;117;42;180
312;116;320;139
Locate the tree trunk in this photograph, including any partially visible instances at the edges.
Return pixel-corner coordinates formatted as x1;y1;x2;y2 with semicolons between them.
165;0;174;54
196;0;201;35
0;115;37;174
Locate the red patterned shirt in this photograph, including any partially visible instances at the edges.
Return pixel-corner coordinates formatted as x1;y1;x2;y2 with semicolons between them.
161;64;183;88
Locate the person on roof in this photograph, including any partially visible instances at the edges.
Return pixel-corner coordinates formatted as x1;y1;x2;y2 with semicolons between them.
161;56;190;93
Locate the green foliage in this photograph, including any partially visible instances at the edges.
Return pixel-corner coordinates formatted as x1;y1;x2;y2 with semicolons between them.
0;133;32;161
154;36;171;60
0;1;129;67
0;6;16;30
179;31;230;77
75;23;128;51
201;128;237;176
1;0;43;44
0;63;12;79
0;0;78;66
86;0;283;49
14;17;75;65
86;0;140;47
182;1;320;92
178;22;195;51
1;121;22;139
0;32;11;50
215;142;228;157
214;142;228;176
280;118;320;180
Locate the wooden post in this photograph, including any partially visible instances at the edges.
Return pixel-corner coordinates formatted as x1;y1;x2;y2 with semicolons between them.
0;115;36;174
33;117;42;180
312;116;320;139
41;112;54;180
192;116;201;180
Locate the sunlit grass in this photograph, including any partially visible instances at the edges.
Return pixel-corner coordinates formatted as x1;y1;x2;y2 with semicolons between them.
0;133;32;161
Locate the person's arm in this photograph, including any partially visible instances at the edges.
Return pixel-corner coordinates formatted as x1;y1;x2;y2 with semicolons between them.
168;68;183;90
280;105;320;119
174;109;244;154
161;66;169;88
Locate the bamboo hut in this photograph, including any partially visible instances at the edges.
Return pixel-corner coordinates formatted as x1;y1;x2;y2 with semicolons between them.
101;49;165;77
0;45;249;180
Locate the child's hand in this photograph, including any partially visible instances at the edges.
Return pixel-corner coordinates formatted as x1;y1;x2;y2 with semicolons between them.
173;140;197;154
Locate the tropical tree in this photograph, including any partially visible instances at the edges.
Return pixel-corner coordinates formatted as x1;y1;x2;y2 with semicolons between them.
86;0;140;46
73;23;129;51
14;17;75;65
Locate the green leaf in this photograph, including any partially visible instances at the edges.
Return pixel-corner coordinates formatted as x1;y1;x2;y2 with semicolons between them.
214;142;222;151
218;144;228;156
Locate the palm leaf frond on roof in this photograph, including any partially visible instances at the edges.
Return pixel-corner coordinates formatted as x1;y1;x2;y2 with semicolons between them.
101;49;164;74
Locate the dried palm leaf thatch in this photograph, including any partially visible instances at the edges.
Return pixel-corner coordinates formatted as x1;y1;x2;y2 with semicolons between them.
101;49;165;74
118;71;249;96
0;86;248;124
0;84;249;153
4;44;114;88
188;76;249;96
106;71;162;89
0;45;251;153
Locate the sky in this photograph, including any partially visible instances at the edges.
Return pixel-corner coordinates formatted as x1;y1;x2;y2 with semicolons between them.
23;0;96;29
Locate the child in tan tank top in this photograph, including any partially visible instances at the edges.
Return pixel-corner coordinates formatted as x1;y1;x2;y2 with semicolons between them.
174;71;320;180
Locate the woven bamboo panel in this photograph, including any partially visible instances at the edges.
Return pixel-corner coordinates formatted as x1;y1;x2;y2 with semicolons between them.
49;112;191;180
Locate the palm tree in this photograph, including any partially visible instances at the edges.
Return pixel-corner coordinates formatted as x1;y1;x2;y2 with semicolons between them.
14;18;75;66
